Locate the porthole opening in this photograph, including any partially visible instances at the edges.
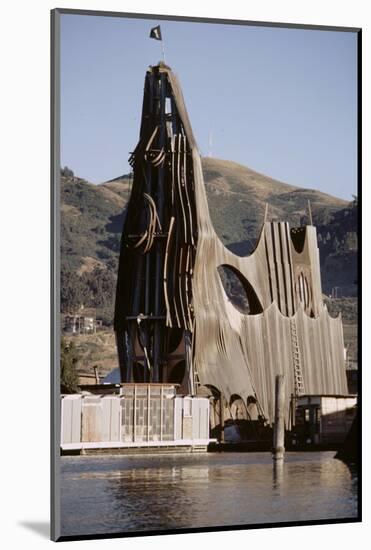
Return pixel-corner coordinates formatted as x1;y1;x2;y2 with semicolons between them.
217;264;263;315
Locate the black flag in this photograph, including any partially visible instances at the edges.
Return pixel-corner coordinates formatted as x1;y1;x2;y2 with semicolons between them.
150;25;162;41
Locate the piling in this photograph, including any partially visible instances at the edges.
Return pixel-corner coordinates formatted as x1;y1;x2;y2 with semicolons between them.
273;458;284;489
290;393;296;429
273;374;285;460
220;393;225;443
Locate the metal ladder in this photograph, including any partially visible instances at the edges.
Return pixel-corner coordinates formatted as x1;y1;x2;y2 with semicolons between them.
290;319;305;396
185;330;200;394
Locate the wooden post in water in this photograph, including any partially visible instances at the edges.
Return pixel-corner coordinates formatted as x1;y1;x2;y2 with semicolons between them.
273;374;285;460
220;393;225;444
290;393;296;429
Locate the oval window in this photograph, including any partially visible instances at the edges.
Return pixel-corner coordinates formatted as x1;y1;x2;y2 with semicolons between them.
290;226;307;253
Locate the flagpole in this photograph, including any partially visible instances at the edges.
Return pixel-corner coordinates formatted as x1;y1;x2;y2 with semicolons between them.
150;25;166;63
161;34;166;63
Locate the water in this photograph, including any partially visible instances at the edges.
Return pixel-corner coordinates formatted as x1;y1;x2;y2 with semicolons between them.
60;451;358;537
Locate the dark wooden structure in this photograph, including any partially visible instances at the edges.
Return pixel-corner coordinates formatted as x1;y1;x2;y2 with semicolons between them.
114;62;196;392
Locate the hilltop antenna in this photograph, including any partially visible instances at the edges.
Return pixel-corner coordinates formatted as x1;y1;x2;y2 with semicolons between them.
307;199;313;226
208;131;213;157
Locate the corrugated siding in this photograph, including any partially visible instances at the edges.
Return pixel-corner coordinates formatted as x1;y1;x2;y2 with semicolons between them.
61;391;210;445
174;397;183;440
102;397;120;442
81;397;102;442
61;395;82;444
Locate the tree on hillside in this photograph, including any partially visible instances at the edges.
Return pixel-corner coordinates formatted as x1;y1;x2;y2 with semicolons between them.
61;166;75;177
61;337;79;393
82;267;116;308
60;269;90;312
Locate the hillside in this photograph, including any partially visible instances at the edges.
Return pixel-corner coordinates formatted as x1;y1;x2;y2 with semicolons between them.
60;157;357;323
316;204;358;296
201;158;348;254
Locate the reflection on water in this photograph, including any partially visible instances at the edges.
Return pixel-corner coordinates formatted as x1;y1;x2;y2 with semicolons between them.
60;452;358;537
272;459;284;490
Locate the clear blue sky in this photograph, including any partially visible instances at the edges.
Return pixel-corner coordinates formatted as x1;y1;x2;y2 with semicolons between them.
60;14;357;200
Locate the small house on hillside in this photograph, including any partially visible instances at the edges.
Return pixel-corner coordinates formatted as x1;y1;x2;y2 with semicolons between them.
62;306;103;335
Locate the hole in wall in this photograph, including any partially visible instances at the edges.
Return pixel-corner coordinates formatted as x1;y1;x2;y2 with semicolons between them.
290;226;307;253
217;264;263;314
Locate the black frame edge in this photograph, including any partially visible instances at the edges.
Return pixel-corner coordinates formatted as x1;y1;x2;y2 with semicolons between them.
51;7;61;542
356;27;362;523
53;8;361;33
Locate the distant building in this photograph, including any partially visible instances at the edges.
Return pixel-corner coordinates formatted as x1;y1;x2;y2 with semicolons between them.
62;307;103;335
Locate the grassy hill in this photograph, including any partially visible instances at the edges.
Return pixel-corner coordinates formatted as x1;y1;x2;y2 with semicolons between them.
202;158;349;255
60;157;357;324
317;204;358;296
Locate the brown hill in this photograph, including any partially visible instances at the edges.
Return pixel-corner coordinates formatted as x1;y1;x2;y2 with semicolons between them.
60;157;355;323
201;157;347;251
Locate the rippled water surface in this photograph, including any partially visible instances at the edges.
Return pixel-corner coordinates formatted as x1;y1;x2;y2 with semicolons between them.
60;451;358;537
